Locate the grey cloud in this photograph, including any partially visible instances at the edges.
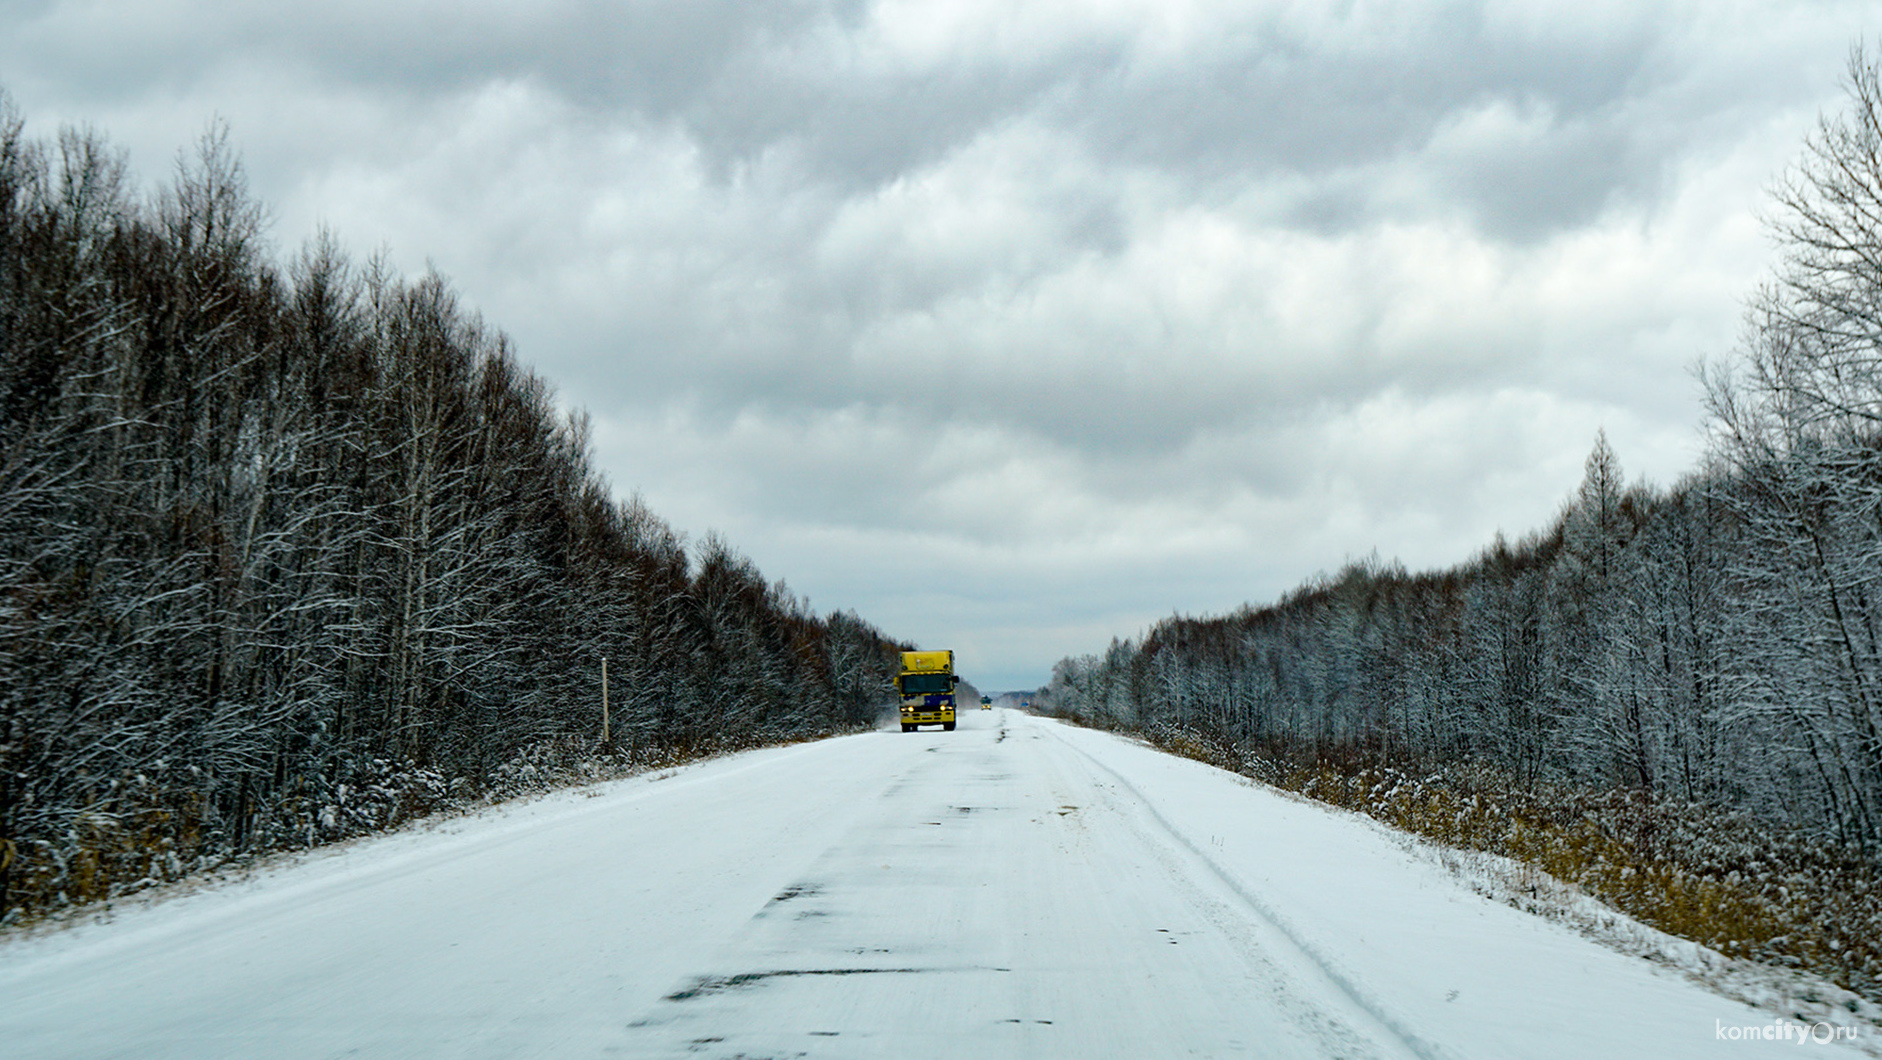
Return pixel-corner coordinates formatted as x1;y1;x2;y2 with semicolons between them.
672;5;1678;242
1069;31;1673;235
6;2;1776;244
3;0;1865;688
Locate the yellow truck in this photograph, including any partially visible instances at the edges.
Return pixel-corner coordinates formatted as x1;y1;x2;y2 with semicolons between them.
897;650;958;732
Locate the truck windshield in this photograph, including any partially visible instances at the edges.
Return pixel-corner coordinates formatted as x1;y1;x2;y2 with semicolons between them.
901;673;952;695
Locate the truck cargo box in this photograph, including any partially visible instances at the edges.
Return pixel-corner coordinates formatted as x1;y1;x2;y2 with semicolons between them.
900;649;953;673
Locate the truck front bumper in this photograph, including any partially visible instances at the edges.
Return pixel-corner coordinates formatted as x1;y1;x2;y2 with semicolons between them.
901;711;955;724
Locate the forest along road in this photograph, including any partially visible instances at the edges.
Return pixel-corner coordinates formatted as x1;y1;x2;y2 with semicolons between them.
0;711;1857;1060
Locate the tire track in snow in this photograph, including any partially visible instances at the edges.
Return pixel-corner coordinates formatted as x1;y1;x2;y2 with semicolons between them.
1036;720;1452;1060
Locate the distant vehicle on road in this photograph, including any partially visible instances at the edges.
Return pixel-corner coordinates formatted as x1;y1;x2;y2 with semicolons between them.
898;650;958;732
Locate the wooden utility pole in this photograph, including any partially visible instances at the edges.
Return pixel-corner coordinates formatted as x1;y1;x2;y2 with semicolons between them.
601;656;610;745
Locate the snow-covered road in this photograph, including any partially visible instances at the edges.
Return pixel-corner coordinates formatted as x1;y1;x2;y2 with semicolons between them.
0;709;1864;1058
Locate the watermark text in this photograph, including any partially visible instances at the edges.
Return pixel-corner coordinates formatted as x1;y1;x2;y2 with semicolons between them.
1716;1018;1862;1045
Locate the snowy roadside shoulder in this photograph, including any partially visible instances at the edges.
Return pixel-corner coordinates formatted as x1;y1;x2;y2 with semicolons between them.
1037;715;1879;1060
0;734;847;966
1420;839;1882;1055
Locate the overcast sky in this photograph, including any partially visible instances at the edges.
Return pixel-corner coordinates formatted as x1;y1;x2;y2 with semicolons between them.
2;1;1871;690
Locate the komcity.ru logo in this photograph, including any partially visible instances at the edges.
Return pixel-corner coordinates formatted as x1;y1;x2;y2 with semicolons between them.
1715;1018;1861;1045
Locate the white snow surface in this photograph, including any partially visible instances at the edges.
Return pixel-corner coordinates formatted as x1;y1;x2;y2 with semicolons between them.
0;709;1869;1058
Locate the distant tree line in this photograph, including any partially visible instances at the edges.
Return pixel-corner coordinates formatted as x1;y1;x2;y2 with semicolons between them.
1043;49;1882;855
0;96;904;919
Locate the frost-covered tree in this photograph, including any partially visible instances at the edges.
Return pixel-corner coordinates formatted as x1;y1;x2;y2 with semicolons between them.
0;96;909;919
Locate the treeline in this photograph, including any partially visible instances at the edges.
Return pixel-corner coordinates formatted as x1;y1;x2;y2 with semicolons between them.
0;99;904;920
1043;50;1882;856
